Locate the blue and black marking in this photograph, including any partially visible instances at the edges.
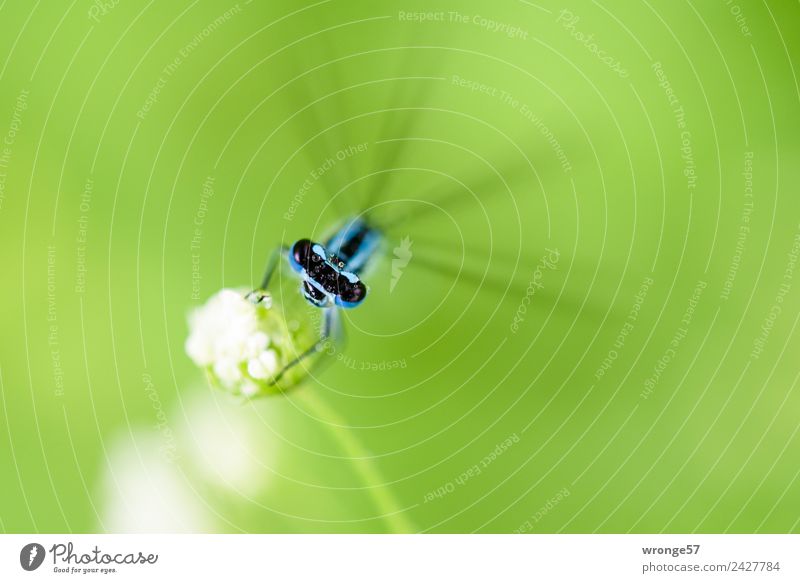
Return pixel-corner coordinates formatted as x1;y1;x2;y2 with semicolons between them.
289;217;381;309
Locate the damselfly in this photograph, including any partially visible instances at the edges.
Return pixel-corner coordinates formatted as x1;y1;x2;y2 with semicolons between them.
188;124;570;397
248;215;383;386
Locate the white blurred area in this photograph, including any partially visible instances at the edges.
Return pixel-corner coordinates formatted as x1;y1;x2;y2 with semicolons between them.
98;387;281;532
176;389;280;497
99;430;211;533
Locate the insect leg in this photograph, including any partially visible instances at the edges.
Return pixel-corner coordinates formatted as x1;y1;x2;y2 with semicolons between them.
270;307;339;385
259;244;290;290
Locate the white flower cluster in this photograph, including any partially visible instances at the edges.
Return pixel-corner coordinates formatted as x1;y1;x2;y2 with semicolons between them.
186;289;305;397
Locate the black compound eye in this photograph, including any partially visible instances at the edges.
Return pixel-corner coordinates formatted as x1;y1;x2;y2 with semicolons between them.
292;239;313;268
339;280;367;305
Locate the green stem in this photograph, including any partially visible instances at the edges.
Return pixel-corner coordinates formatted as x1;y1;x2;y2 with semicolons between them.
297;389;415;533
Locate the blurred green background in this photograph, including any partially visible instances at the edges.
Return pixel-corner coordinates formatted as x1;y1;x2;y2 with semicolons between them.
1;0;799;533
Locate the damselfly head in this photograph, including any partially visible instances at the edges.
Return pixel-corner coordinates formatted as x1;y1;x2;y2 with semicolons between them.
290;237;369;309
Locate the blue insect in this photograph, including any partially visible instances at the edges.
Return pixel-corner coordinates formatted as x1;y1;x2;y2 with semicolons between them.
288;217;381;309
252;216;383;384
248;138;557;387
